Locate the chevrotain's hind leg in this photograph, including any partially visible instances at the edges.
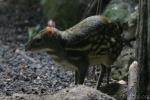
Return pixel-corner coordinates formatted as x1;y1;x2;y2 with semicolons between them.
106;67;111;84
96;64;106;89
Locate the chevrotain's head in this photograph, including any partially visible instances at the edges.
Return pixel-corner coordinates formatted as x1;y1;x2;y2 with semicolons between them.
25;20;62;52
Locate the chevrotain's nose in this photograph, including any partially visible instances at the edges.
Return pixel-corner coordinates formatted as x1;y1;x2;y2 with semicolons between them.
25;44;30;51
25;46;28;51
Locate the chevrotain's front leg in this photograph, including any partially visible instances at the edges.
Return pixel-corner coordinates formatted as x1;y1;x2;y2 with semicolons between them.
96;64;106;89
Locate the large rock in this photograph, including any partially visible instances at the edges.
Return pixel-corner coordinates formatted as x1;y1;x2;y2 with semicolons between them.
52;85;115;100
112;47;135;80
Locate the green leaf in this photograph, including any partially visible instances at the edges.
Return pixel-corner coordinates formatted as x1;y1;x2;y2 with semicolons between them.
27;25;41;41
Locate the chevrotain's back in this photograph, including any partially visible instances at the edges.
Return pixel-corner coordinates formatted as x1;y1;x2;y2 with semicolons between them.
62;16;123;66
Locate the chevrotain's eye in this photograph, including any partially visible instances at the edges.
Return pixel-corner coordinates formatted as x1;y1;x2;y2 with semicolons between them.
35;38;42;43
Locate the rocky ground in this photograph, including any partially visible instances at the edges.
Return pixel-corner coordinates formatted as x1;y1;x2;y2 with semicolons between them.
0;0;76;96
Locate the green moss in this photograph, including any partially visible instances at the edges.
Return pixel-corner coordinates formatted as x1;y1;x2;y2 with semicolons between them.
103;3;131;22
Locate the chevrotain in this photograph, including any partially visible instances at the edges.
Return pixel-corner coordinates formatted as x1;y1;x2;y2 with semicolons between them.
25;15;123;89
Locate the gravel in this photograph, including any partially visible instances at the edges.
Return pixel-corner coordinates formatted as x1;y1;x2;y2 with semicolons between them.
0;0;74;96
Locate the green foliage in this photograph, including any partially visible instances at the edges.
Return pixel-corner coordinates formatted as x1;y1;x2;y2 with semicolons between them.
27;25;41;41
103;3;131;22
41;0;89;29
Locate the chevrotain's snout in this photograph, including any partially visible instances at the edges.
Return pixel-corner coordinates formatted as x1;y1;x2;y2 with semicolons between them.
25;45;28;51
25;43;31;51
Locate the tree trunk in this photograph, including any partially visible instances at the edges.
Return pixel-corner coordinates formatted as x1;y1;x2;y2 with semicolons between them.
147;0;150;94
136;0;150;99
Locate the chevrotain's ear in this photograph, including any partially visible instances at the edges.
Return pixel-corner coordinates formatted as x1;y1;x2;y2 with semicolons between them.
43;26;55;37
40;20;56;37
48;20;55;28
